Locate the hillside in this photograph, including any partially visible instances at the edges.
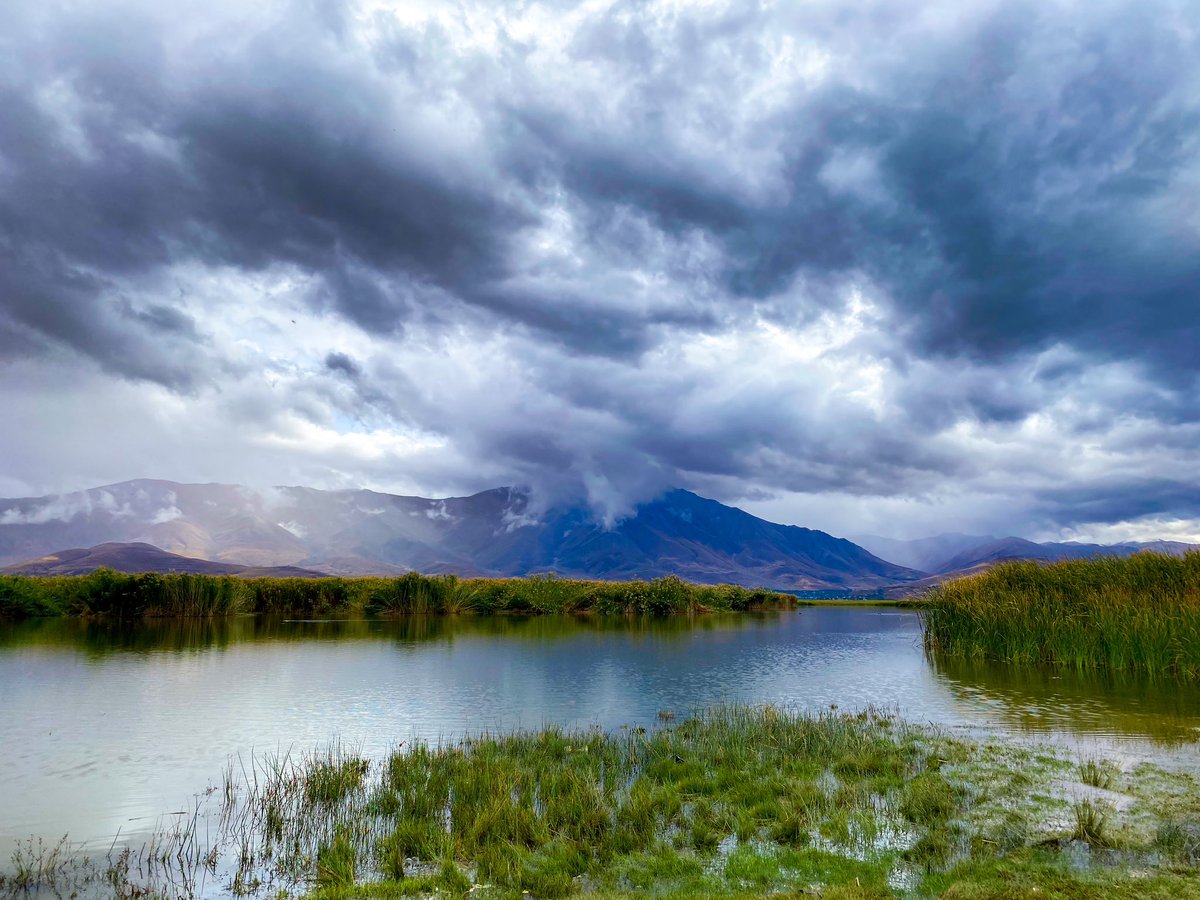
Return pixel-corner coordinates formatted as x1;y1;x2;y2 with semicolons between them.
859;532;1198;576
0;542;326;577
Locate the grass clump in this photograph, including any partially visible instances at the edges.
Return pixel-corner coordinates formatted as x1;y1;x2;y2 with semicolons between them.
306;754;370;805
316;829;358;888
1154;820;1200;864
1078;758;1117;789
899;772;961;826
922;553;1200;679
1071;798;1114;847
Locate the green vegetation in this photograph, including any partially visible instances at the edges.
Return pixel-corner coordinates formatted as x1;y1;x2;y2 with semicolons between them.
1078;758;1117;789
5;706;1198;898
0;570;794;620
923;553;1200;679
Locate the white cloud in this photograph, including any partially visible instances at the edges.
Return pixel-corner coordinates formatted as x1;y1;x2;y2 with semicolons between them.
150;505;183;524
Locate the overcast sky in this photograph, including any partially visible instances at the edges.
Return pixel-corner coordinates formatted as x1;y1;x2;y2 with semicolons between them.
1;0;1198;541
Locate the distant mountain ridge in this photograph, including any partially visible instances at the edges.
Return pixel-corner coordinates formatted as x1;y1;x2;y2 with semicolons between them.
857;532;1198;577
851;533;997;572
0;480;922;590
4;481;1192;590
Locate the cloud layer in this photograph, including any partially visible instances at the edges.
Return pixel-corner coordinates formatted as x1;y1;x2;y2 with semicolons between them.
1;0;1198;539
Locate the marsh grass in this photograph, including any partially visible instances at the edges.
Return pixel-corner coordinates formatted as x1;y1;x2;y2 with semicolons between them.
1;836;73;892
1071;799;1114;847
207;707;950;897
0;571;794;620
922;553;1200;679
1078;759;1117;790
1155;821;1200;864
4;709;1197;898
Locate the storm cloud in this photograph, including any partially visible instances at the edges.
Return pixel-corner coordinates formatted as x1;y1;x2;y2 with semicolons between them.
1;0;1198;539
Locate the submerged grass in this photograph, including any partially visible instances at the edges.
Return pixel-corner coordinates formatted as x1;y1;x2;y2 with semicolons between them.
922;553;1200;679
7;705;1197;899
0;570;794;620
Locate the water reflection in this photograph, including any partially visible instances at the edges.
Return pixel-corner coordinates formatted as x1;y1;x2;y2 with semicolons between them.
932;655;1200;745
0;610;791;657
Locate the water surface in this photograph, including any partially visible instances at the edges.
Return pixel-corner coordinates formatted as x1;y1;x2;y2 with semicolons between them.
1;608;1196;857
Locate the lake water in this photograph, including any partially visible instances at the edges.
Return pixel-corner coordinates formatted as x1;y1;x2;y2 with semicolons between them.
1;608;1197;859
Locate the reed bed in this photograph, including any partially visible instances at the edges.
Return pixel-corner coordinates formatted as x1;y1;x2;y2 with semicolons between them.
922;553;1200;679
0;570;793;620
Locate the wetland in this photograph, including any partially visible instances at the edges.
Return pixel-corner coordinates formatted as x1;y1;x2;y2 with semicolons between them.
1;606;1198;897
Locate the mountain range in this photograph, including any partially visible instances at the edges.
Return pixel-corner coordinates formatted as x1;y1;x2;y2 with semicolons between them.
853;533;1197;577
0;480;919;590
0;480;1193;592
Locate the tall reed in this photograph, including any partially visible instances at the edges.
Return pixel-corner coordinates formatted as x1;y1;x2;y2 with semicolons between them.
922;553;1200;679
0;570;795;620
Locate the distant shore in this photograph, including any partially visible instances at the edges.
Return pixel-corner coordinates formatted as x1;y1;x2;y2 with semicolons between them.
0;570;800;620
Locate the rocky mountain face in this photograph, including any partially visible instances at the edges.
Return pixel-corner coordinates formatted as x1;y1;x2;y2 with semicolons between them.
0;481;923;590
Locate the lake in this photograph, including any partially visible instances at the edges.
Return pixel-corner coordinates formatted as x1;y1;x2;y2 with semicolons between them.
1;607;1197;859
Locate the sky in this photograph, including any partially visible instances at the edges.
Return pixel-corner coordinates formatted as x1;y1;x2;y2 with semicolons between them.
1;0;1198;542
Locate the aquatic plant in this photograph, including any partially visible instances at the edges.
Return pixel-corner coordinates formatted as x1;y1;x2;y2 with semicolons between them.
212;705;936;898
1071;798;1114;847
922;553;1200;679
1078;759;1117;790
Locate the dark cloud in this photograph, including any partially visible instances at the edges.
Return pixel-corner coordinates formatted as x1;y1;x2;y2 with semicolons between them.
1;0;1198;539
324;352;361;379
1035;479;1200;531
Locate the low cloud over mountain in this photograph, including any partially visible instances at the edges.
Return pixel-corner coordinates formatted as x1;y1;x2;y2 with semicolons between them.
0;480;921;590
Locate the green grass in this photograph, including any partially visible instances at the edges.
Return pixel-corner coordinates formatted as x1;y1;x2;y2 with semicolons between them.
0;570;795;620
3;706;1199;898
1077;759;1116;790
1070;798;1114;847
219;705;940;898
922;553;1200;679
925;849;1200;899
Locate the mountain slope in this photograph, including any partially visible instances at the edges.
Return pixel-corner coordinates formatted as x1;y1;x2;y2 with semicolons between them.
0;481;923;590
1;542;325;577
852;533;996;572
929;537;1088;573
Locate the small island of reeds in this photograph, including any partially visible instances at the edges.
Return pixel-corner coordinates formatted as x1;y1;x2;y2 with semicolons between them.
0;570;795;620
922;552;1200;680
